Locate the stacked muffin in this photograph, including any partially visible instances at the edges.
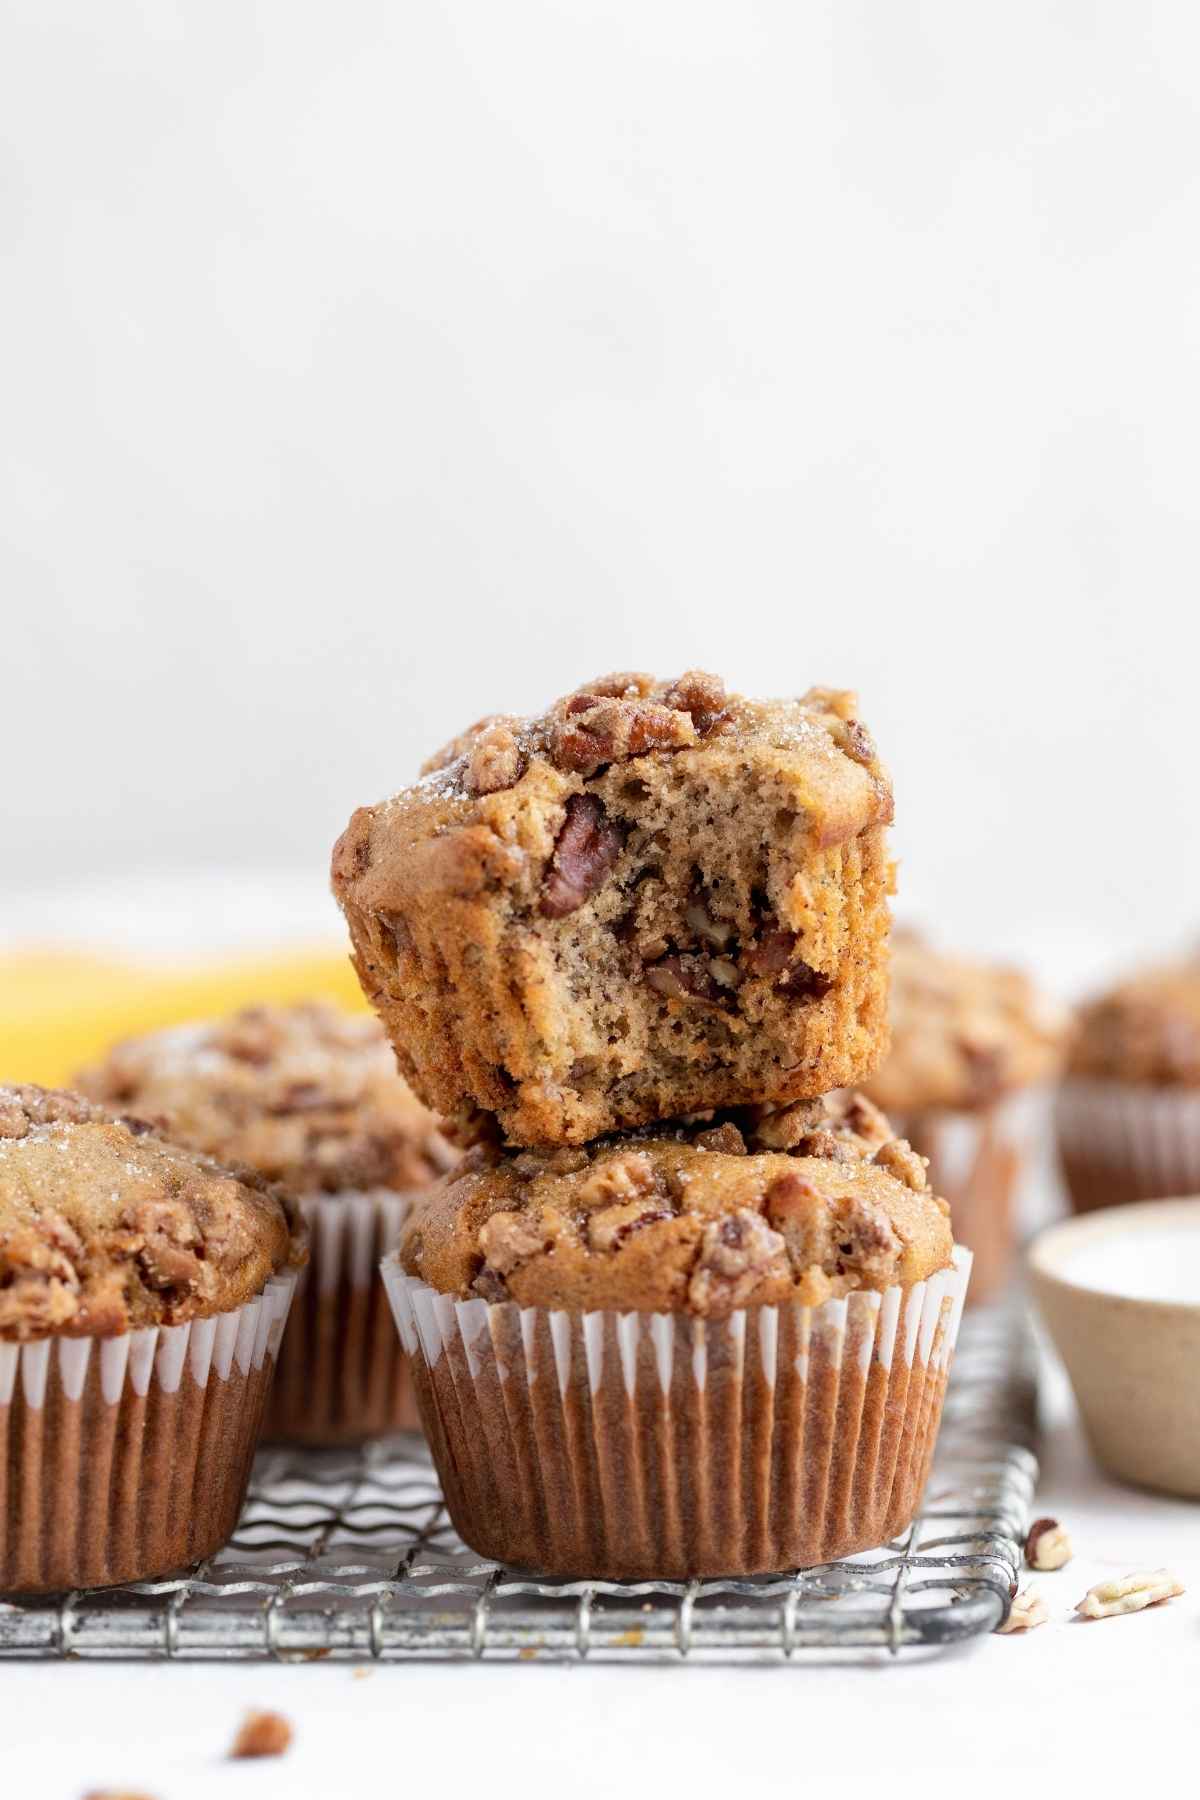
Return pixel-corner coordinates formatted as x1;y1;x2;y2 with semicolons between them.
862;929;1064;1302
79;1003;453;1443
333;670;972;1577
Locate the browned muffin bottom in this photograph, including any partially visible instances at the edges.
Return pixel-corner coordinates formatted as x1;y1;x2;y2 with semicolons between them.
402;1091;952;1316
1066;960;1200;1087
333;671;895;1148
0;1084;303;1342
863;928;1065;1116
396;1092;960;1578
78;1002;453;1195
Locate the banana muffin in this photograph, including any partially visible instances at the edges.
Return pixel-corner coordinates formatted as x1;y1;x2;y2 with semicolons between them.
0;1084;303;1592
384;1092;970;1578
80;1004;453;1443
862;929;1064;1300
333;671;894;1147
1057;958;1200;1213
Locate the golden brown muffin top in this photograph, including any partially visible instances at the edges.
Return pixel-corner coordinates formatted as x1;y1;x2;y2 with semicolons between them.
863;930;1065;1115
0;1085;305;1342
79;1003;454;1196
1066;960;1200;1087
401;1092;953;1316
334;670;893;922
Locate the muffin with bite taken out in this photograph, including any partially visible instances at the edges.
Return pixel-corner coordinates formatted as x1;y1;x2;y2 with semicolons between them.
332;671;895;1148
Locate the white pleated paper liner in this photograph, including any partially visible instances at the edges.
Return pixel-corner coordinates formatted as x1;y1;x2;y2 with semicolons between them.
264;1189;419;1444
893;1092;1037;1304
0;1270;297;1595
1056;1078;1200;1214
381;1248;972;1580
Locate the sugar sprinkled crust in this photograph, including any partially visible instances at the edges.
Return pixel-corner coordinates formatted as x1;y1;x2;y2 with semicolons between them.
401;1091;952;1316
333;671;894;1147
1067;960;1200;1088
79;1003;454;1196
0;1084;304;1341
864;929;1065;1114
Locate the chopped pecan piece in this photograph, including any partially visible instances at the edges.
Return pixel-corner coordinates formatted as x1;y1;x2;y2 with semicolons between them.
684;898;735;950
1025;1518;1073;1572
792;1129;855;1161
578;1150;656;1209
644;953;728;1007
551;695;696;776
741;926;832;999
662;670;728;734
830;1091;892;1147
762;1170;828;1268
540;795;624;919
687;1209;789;1315
471;1267;510;1303
778;960;833;1000
693;1122;747;1155
124;1198;205;1295
1075;1570;1184;1619
742;926;795;978
465;722;524;795
997;1586;1049;1633
0;1097;30;1139
586;1197;670;1251
746;1099;825;1151
843;720;877;765
478;1207;559;1276
229;1711;294;1758
833;1195;903;1281
872;1137;928;1191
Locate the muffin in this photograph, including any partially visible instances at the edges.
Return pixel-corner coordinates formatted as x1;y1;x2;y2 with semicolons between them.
862;930;1064;1302
1057;959;1200;1213
79;1004;453;1444
0;1084;303;1593
383;1092;970;1578
332;671;894;1147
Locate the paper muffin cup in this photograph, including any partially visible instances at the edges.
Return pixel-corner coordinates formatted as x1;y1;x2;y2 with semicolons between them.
0;1271;296;1594
1056;1078;1200;1215
893;1092;1038;1305
381;1249;971;1579
264;1191;417;1445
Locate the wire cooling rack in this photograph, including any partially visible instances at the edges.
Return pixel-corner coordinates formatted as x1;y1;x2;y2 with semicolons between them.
0;1305;1037;1662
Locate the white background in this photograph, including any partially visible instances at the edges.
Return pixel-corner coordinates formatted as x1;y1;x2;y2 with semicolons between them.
4;7;1200;1791
4;2;1200;988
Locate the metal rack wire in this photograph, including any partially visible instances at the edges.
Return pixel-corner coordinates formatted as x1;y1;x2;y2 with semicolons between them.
0;1304;1037;1662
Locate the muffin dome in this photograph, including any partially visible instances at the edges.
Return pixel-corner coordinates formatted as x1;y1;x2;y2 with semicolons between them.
863;928;1064;1115
79;1002;453;1195
0;1084;304;1341
401;1091;952;1316
1066;961;1200;1088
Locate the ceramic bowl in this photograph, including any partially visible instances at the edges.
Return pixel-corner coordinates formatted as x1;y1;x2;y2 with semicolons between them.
1029;1197;1200;1497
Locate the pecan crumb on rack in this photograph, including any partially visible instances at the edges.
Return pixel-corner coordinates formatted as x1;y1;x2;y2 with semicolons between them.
996;1586;1049;1633
1024;1517;1073;1572
1075;1570;1185;1619
229;1711;294;1758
